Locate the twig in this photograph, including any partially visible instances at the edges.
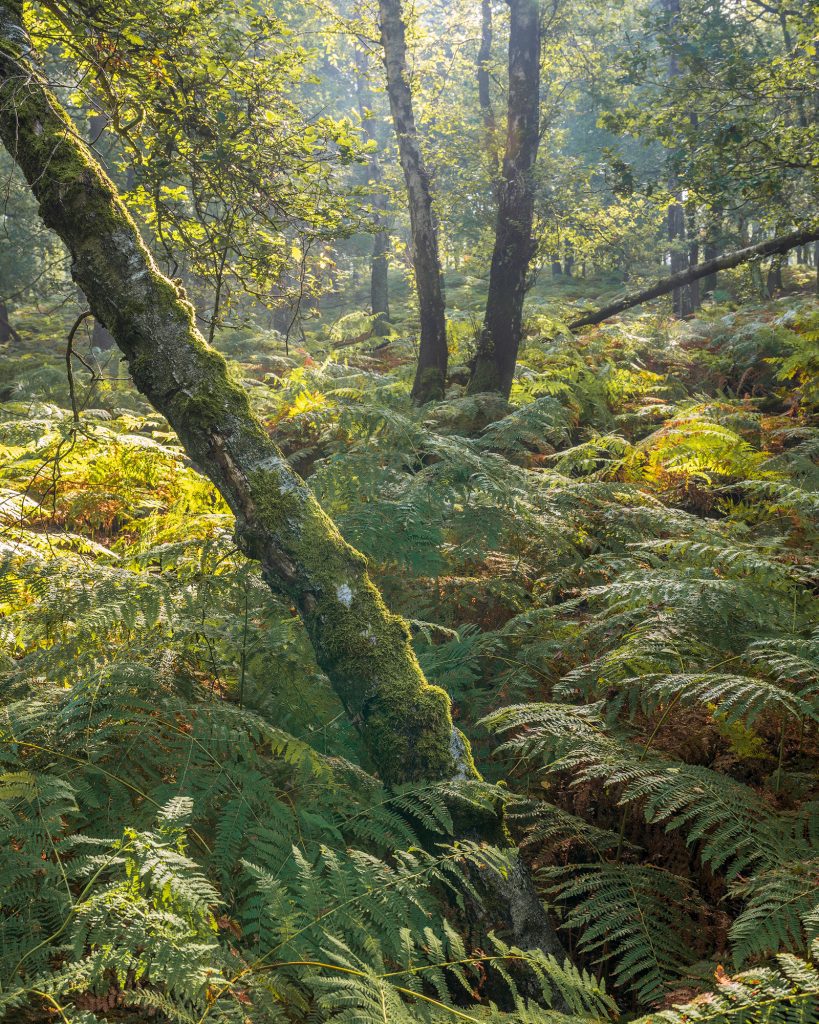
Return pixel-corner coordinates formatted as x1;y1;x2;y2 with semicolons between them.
65;309;93;426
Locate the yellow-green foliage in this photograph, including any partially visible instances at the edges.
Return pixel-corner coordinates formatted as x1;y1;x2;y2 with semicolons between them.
0;296;817;1023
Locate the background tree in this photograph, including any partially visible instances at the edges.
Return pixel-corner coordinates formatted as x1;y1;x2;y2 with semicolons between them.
378;0;448;402
354;43;393;336
30;0;361;339
0;156;66;344
467;0;542;397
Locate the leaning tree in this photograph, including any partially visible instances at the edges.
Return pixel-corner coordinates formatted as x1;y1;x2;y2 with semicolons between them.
0;0;565;960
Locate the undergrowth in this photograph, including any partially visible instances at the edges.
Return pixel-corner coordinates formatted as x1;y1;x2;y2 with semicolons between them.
0;296;817;1023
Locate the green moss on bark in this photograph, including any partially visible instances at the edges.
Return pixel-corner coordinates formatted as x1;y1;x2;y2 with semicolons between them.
246;465;457;782
412;365;446;405
466;352;503;396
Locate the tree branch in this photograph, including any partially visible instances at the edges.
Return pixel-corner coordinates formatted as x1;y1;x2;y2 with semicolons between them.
568;224;819;331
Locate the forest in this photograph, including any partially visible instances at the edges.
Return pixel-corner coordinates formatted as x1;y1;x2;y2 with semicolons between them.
0;0;817;1020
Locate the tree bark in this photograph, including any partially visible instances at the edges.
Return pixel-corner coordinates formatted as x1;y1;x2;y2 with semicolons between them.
378;0;447;401
477;0;497;174
701;208;722;294
662;0;698;317
685;199;700;311
767;255;784;296
354;47;392;337
0;298;15;343
467;0;540;399
0;0;456;786
370;228;391;335
568;224;819;330
667;196;689;314
701;241;718;293
92;318;116;350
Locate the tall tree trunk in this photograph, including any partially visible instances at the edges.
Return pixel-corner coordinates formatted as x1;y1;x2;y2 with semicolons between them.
702;241;718;293
767;255;784;296
701;206;722;294
747;226;767;298
663;0;697;317
378;0;447;401
667;198;688;314
0;1;568;963
477;0;498;174
355;46;392;337
0;298;19;343
685;199;700;310
815;241;819;296
370;229;391;335
467;0;540;398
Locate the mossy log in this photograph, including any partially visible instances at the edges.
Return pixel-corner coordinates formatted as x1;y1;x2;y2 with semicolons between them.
0;0;456;785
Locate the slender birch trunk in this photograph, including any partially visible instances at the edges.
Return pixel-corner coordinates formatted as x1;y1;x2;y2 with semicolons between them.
378;0;448;401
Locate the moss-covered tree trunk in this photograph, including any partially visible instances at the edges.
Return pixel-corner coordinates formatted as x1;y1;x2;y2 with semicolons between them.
467;0;540;399
0;1;568;963
0;0;458;786
378;0;448;403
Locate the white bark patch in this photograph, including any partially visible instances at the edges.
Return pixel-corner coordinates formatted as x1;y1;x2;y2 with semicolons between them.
449;727;470;779
113;231;150;284
336;583;353;607
254;454;308;498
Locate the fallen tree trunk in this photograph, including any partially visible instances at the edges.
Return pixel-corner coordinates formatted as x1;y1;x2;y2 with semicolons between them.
569;224;819;331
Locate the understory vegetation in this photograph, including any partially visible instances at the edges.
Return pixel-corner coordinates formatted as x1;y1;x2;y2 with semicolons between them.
1;293;817;1022
1;0;817;1013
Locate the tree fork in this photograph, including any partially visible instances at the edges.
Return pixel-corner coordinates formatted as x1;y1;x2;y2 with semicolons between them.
568;224;819;331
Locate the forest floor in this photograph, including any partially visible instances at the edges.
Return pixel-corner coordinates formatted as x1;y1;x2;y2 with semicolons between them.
0;282;817;1021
